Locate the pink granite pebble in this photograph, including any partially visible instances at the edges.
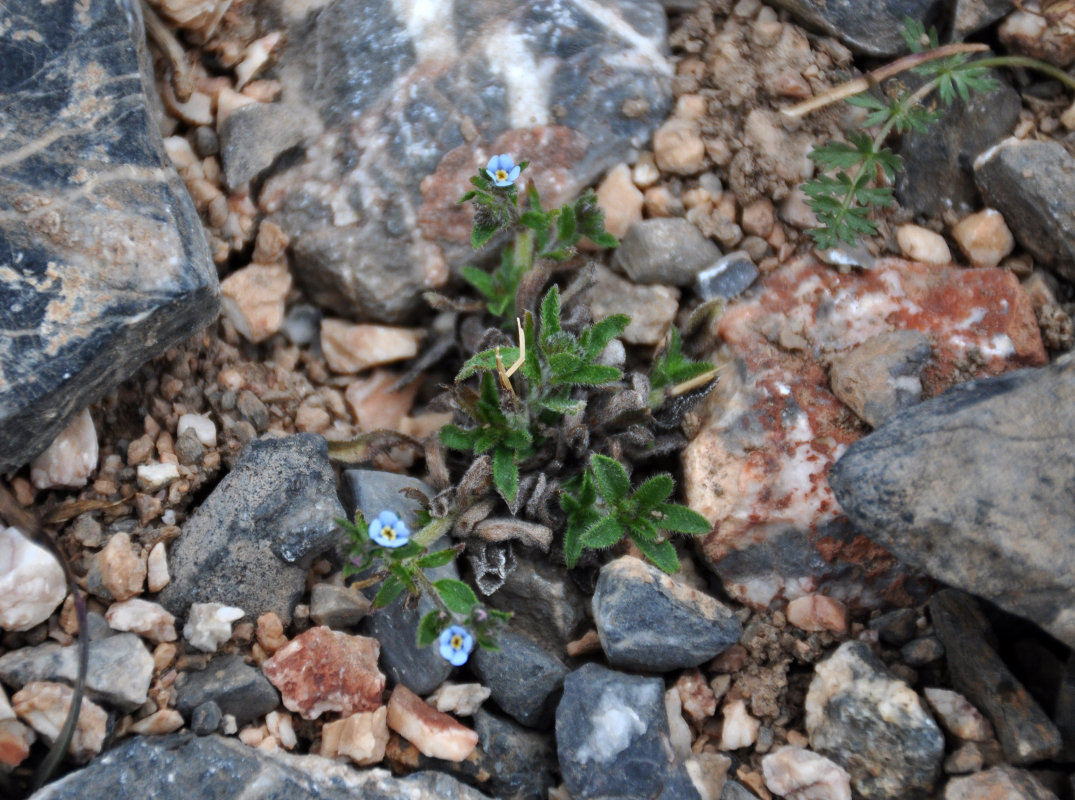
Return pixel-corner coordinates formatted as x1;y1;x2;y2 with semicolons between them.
386;684;478;762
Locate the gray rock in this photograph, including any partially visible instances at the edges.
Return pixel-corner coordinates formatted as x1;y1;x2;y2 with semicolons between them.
556;663;700;800
930;589;1062;765
944;765;1060;800
264;0;672;323
953;0;1016;37
868;607;920;646
158;434;345;624
176;654;280;726
471;631;568;729
721;780;758;800
806;641;944;799
218;103;318;190
281;303;322;347
487;547;589;654
472;709;557;800
584;264;680;346
592;556;742;672
695;251;758;301
191;700;223;736
828;330;932;428
0;632;153;712
901;636;945;667
828;357;1075;647
976;138;1075;283
28;732;493;800
343;469;452;694
613;217;722;286
766;0;944;56
0;0;219;469
309;583;371;629
896;75;1021;219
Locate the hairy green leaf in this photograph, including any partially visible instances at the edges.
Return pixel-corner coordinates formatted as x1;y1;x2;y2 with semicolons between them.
555;363;622;386
632;536;680;573
656;503;712;534
416;549;458;569
439;424;479;451
372;576;405;608
472;218;499;249
493;444;518;504
433;579;479;615
591;454;630;503
631;474;675;511
580;515;626;549
540;286;562;340
417;610;443;647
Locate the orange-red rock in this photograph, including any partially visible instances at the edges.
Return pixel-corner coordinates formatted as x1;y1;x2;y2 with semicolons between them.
385;684;478;762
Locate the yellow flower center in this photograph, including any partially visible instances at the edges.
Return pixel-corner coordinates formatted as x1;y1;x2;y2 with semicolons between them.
495;169;508;182
383;526;396;540
450;634;463;649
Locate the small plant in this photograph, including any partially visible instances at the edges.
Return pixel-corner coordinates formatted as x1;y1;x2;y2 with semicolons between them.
441;284;628;504
649;327;719;409
561;454;711;573
794;19;1075;249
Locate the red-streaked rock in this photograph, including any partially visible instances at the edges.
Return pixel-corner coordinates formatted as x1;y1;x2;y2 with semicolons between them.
386;684;478;762
321;706;389;766
262;626;384;719
684;256;1044;610
786;595;849;635
12;681;108;761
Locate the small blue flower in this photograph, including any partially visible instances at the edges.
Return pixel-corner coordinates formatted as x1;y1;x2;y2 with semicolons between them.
486;154;520;187
369;510;410;549
438;625;474;666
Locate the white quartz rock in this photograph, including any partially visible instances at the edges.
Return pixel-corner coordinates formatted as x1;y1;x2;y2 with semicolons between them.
106;598;177;643
762;745;852;800
0;526;66;632
426;682;491;717
184;603;244;652
177;413;218;447
30;408;98;489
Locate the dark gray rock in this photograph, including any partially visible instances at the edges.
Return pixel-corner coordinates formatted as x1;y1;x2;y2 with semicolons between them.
157;435;345;624
343;469;452;694
806;641;945;799
191;700;223;736
487;547;589;654
829;356;1075;648
1056;653;1075;761
0;632;152;712
592;555;742;672
695;251;758;301
176;654;280;726
721;780;758;800
28;732;493;800
766;0;944;56
472;709;557;800
868;607;920;646
218;103;318;190
953;0;1016;37
896;75;1021;219
556;663;700;800
0;0;219;469
930;589;1062;765
471;631;568;729
828;330;932;428
613;217;722;286
264;0;672;323
309;583;371;629
976;138;1075;283
901;636;945;667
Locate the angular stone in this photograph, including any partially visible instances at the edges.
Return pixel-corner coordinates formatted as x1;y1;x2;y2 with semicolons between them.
158;435;345;624
0;0;218;470
929;590;1062;764
94;531;145;602
976;138;1075;283
320;319;424;374
261;626;385;720
0;525;66;632
556;663;699;800
105;598;177;644
585;264;679;346
262;0;672;323
176;653;279;726
828;330;932;428
218;103;318;190
0;632;153;712
472;709;557;800
27;732;494;800
696;251;758;302
762;745;851;800
830;357;1075;647
309;584;371;630
614;217;721;287
594;163;644;240
386;685;478;763
592;556;742;672
895;77;1021;219
785;595;848;635
470;631;567;729
954;0;1015;37
685;256;1045;611
944;765;1060;800
13;681;108;762
219;263;292;344
806;641;944;799
183;603;244;653
766;0;944;56
426;683;491;717
951;207;1015;268
29;408;98;489
923;688;994;742
321;706;389;766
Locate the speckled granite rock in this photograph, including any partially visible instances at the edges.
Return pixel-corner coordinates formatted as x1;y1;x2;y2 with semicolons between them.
0;0;218;469
260;0;672;323
683;256;1045;611
27;732;493;800
157;435;345;624
831;357;1075;649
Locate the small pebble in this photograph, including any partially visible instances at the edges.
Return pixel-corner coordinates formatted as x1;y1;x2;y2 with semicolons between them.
951;208;1015;268
136;463;181;492
177;413;217;447
653;117;706;175
184;603;244;653
786;595;848;634
320;707;389;765
320;320;423;374
896;224;953;265
762;745;852;800
719;698;760;750
425;682;491;717
386;684;479;762
29;408;98;490
595;163;643;239
146;542;170;593
191;701;222;736
901;636;945;666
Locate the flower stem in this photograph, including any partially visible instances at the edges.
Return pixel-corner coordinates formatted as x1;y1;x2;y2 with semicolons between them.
411;511;458;548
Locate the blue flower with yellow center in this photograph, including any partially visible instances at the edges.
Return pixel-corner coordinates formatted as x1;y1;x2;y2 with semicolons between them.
369;510;409;549
486;154;520;187
438;624;474;666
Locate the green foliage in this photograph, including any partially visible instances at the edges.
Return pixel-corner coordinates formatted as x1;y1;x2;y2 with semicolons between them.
649;328;716;408
801;19;1003;249
443;285;628;504
561;454;711;573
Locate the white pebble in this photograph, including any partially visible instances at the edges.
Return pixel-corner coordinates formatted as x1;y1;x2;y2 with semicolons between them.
105;598;177;644
896;224;952;265
30;408;98;489
146;542;170;593
177;414;217;447
136;462;181;492
184;603;244;652
0;526;66;632
425;682;491;716
762;745;851;800
719;698;760;750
